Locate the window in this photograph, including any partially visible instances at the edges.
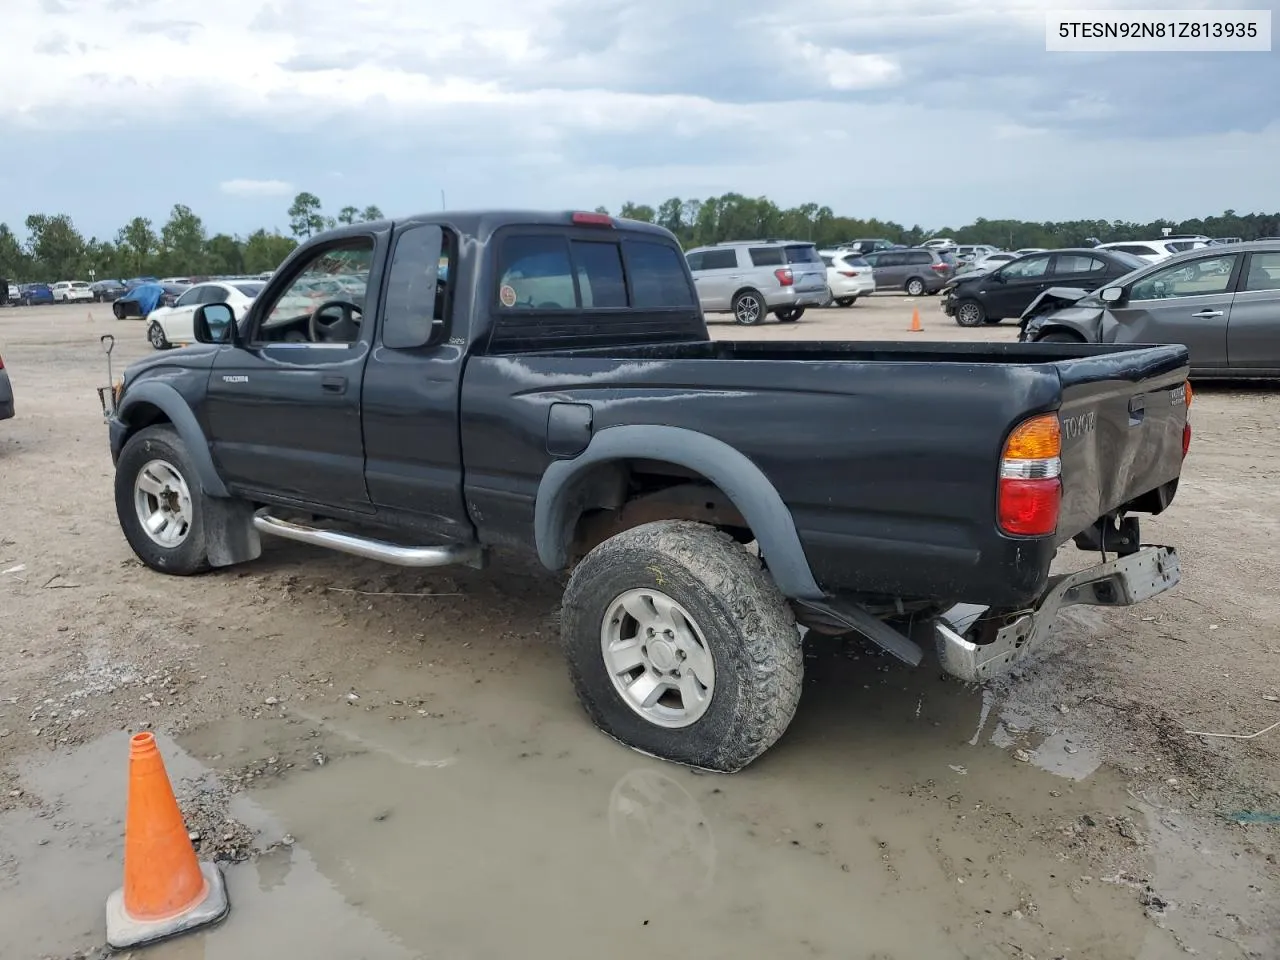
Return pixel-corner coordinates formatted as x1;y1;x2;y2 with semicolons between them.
383;224;447;348
876;253;904;267
784;244;821;264
200;285;230;304
1245;252;1280;292
1114;245;1158;257
256;238;374;343
905;251;934;265
1054;254;1105;275
572;240;628;308
233;282;265;298
626;239;695;308
820;255;834;267
696;248;737;270
748;246;784;267
1002;255;1051;279
841;256;871;268
1130;254;1238;301
174;286;204;308
496;235;576;310
685;252;705;272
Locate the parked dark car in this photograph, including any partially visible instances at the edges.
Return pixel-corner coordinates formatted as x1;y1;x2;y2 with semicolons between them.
860;248;956;295
942;248;1147;327
91;279;128;302
112;282;189;319
98;209;1191;773
1020;241;1280;377
1;278;14;306
18;283;55;305
0;351;13;421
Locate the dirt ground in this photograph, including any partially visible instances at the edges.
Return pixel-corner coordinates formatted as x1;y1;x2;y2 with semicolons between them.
1;297;1277;960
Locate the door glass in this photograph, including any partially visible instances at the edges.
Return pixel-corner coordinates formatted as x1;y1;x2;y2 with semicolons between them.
1244;252;1280;292
174;287;203;308
748;247;784;267
199;285;229;304
382;224;446;349
701;249;737;270
1130;255;1238;301
1053;254;1105;275
257;239;374;343
1002;255;1051;279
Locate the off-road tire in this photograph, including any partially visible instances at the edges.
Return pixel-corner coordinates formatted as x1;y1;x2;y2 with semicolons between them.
561;520;804;773
953;299;986;327
731;290;766;326
115;425;211;576
904;278;926;297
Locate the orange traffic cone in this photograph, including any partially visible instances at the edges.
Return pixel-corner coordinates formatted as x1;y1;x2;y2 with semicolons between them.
909;308;923;332
105;732;229;949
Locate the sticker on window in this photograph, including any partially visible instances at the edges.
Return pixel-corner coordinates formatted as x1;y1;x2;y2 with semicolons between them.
499;284;517;308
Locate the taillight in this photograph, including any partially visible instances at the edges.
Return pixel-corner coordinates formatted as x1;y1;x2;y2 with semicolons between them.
0;353;5;369
571;211;613;227
838;270;858;277
1181;380;1193;458
774;268;794;286
998;413;1062;537
930;262;949;273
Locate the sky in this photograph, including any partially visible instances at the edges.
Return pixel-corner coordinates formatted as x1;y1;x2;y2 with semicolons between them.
1;0;1277;241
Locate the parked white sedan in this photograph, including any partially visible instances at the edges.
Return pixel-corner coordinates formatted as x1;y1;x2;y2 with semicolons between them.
146;280;265;350
52;280;94;302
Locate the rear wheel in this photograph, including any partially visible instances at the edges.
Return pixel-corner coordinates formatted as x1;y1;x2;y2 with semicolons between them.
834;297;857;307
1036;332;1085;344
731;290;766;325
561;520;804;773
953;299;986;327
774;307;804;323
112;301;126;320
904;278;926;297
115;425;211;576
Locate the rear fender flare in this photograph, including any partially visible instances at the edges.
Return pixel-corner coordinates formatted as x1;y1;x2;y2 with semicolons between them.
534;425;822;600
116;381;229;498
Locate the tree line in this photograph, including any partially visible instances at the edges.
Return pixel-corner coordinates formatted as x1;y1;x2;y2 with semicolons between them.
4;190;1279;283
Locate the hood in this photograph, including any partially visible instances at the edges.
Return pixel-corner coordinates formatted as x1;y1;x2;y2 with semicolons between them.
122;343;220;386
1020;286;1099;320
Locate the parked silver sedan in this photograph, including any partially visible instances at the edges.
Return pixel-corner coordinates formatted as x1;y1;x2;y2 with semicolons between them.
1021;240;1280;377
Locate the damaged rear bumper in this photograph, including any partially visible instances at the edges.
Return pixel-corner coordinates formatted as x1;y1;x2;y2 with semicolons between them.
933;545;1180;683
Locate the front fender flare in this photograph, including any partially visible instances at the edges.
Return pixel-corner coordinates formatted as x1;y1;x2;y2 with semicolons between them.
534;425;823;600
115;381;229;498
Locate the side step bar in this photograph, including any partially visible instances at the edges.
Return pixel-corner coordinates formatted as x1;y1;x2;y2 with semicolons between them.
252;512;485;568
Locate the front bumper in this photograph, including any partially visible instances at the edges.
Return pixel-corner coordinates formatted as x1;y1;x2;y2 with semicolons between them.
932;545;1180;682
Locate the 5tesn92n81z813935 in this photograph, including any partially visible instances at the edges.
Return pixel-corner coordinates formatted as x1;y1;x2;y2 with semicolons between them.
97;209;1192;772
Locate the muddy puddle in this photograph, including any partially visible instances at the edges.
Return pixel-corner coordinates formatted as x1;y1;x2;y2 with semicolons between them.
0;643;1264;960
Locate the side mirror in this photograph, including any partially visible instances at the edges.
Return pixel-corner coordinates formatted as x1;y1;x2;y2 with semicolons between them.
193;303;238;345
1099;286;1124;304
991;271;1006;282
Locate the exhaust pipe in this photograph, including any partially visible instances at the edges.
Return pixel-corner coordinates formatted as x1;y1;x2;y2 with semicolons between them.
253;512;485;568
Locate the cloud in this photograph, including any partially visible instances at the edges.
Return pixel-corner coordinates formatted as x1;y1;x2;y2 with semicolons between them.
220;179;295;197
0;0;1275;238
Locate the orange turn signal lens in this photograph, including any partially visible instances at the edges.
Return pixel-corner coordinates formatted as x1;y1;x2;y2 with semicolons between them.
1184;381;1193;408
1003;414;1062;461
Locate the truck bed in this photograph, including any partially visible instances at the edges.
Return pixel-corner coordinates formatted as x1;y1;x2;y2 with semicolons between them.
461;339;1189;608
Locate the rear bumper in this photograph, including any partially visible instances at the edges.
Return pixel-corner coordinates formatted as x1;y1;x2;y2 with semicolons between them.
830;278;876;298
932;545;1180;682
767;287;830;309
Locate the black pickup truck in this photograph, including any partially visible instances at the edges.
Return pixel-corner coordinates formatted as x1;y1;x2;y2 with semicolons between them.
100;210;1192;772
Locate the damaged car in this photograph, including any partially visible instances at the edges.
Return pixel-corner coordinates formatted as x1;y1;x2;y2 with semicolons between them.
1020;241;1280;377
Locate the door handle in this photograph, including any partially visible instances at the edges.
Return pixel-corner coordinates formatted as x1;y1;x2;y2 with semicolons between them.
321;375;347;394
1193;310;1223;318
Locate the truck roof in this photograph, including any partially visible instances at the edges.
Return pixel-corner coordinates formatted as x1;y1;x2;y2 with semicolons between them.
345;210;678;244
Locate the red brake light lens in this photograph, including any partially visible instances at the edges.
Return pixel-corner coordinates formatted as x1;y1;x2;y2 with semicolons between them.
571;211;614;227
774;268;794;286
998;479;1063;536
930;262;949;272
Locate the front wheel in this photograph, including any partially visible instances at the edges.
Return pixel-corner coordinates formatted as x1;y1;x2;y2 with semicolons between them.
904;278;926;297
774;307;804;323
147;321;171;350
953;299;986;327
1036;332;1085;344
731;290;766;325
114;425;211;575
561;520;804;773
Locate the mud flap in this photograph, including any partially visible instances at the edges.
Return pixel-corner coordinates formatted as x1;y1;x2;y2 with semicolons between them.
203;496;261;568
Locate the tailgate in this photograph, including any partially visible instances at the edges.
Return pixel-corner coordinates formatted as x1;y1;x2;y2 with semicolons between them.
783;244;829;292
1053;345;1190;543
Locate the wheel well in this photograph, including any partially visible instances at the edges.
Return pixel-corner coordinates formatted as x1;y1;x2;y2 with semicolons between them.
1034;327;1086;343
731;287;763;305
565;459;753;562
121;401;171;439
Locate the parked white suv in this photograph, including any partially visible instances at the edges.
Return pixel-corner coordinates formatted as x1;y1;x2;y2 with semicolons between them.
685;240;830;324
818;249;876;306
1095;239;1208;264
52;280;94;302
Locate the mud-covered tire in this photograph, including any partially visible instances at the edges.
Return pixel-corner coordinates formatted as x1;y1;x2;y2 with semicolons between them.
115;425;211;576
561;520;804;773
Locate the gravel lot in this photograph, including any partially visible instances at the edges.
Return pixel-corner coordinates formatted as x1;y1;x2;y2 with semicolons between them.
1;296;1277;959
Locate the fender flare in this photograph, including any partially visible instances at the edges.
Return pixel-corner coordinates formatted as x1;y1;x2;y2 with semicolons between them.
116;381;230;498
534;424;823;600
